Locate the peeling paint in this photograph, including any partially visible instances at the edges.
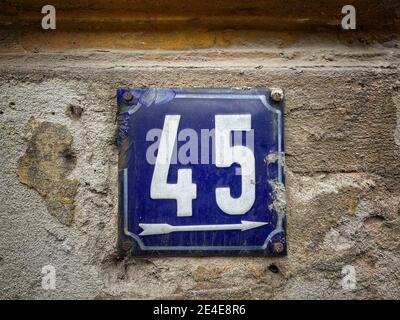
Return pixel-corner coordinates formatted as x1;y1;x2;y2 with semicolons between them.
268;180;286;218
16;117;78;226
116;88;176;146
265;152;285;167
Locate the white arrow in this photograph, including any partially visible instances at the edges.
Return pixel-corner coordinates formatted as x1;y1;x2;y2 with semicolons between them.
138;220;268;236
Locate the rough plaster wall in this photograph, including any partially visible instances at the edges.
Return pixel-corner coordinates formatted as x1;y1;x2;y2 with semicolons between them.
0;49;399;299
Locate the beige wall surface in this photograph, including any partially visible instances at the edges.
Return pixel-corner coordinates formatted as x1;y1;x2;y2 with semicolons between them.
0;1;399;299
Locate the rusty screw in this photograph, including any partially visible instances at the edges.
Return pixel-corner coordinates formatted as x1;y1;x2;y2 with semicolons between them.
273;241;284;254
271;88;284;102
122;91;133;102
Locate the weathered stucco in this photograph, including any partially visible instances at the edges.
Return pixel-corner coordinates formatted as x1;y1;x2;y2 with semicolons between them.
0;48;399;299
0;0;399;300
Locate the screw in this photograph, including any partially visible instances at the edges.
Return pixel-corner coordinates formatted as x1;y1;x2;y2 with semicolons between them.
122;91;133;102
271;88;284;102
273;241;284;254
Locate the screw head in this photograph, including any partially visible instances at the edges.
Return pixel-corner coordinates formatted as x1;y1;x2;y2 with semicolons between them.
271;88;284;102
122;91;133;102
272;241;284;253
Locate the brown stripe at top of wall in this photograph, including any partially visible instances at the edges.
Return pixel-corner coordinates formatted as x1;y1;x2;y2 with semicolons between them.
0;0;399;51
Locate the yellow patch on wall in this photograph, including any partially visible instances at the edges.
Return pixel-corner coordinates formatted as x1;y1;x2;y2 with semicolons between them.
17;117;78;226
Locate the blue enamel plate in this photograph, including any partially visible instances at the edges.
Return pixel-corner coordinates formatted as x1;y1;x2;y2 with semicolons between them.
117;88;286;256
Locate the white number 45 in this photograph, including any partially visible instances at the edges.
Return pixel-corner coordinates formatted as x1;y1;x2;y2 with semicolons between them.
150;114;255;217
